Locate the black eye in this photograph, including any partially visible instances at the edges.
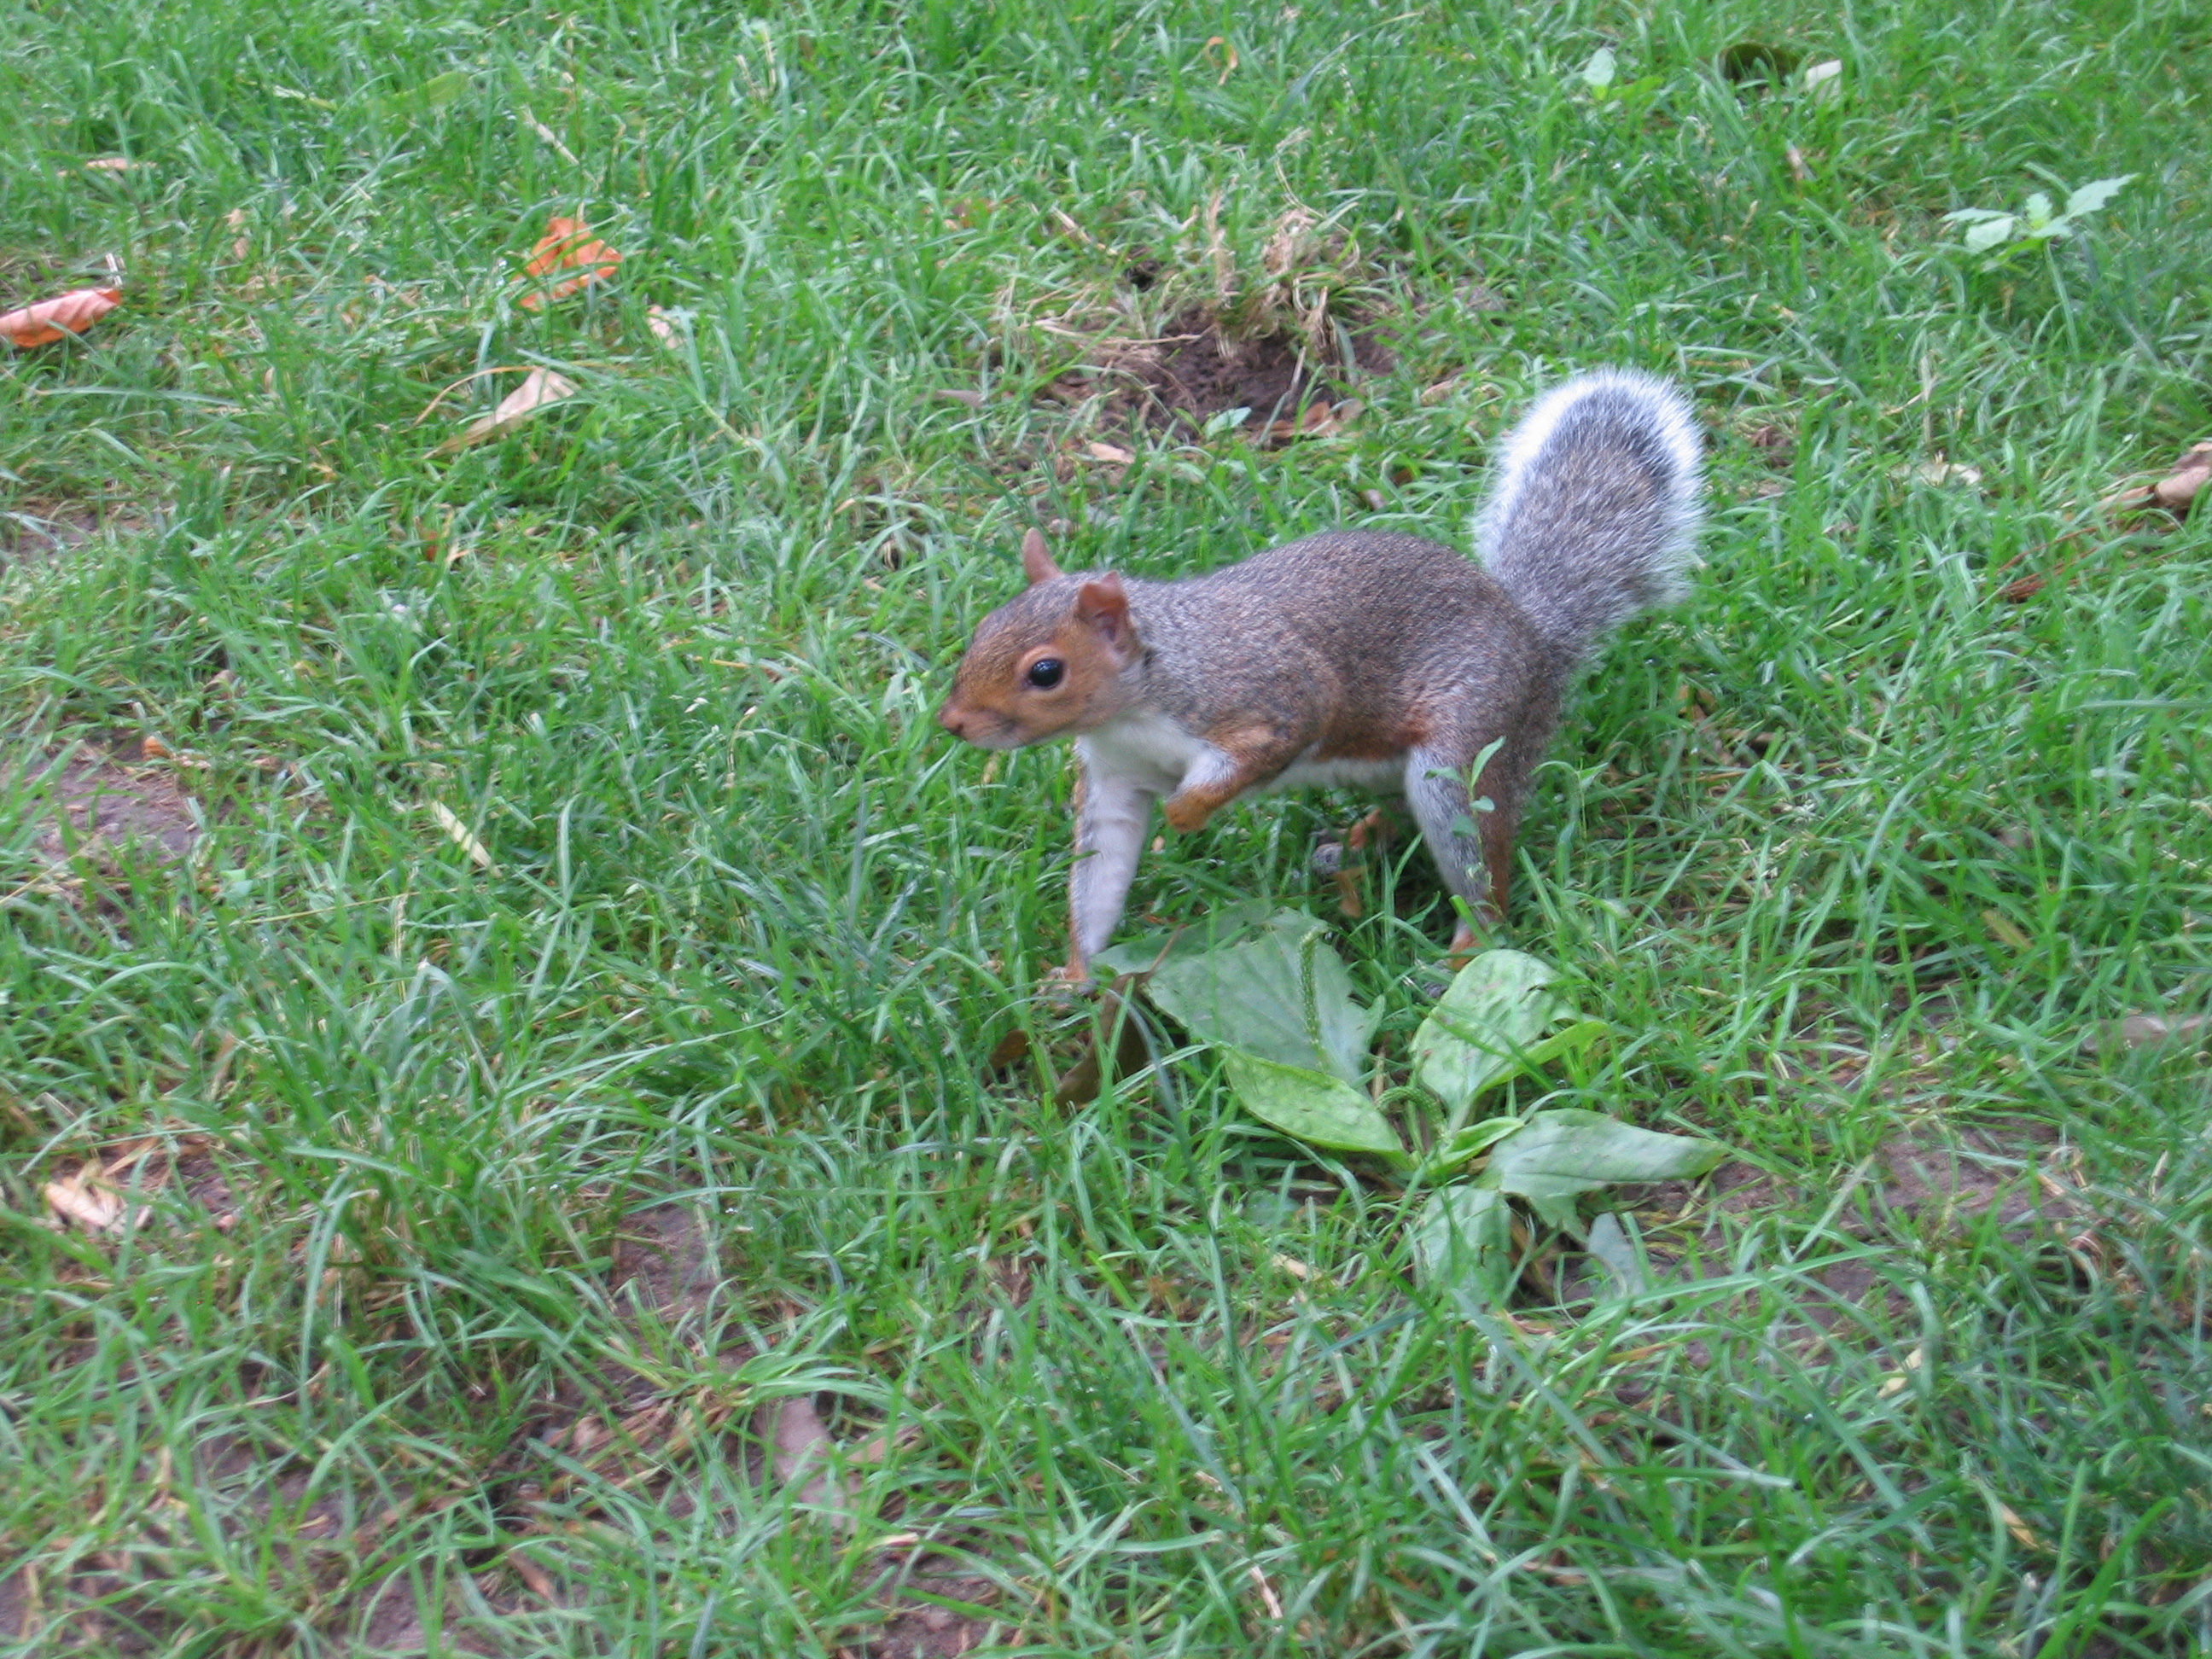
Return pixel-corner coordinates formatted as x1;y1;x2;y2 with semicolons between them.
1025;658;1066;690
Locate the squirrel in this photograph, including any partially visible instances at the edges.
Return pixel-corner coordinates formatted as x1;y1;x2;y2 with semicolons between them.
936;369;1704;981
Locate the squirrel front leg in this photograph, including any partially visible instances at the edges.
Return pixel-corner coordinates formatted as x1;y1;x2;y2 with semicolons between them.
1406;734;1528;959
1161;725;1309;834
1064;757;1156;981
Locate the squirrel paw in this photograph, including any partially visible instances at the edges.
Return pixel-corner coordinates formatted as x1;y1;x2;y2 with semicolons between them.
1161;793;1217;834
1041;962;1095;1001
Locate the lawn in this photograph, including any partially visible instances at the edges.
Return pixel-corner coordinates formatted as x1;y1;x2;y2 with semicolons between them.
2;0;2209;1652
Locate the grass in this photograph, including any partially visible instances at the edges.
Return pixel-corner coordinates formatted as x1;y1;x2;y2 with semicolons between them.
2;0;2209;1651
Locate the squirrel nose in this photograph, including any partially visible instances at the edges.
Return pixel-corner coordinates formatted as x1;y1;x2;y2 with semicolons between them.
936;702;965;736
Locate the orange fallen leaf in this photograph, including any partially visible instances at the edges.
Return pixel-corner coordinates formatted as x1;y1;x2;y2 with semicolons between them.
0;286;121;348
515;215;621;310
645;304;680;347
432;367;578;454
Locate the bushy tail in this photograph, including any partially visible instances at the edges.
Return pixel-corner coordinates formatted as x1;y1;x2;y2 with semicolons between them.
1476;370;1703;659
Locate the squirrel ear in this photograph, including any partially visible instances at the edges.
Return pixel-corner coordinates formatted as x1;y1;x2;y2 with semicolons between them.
1021;527;1062;585
1074;573;1132;652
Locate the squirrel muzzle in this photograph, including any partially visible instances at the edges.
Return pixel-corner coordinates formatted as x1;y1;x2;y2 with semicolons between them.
940;558;1143;750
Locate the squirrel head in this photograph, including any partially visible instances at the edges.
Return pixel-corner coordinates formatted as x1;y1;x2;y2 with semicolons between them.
938;529;1144;750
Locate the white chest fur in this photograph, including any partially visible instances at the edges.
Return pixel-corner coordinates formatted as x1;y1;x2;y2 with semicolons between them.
1077;709;1208;793
1078;711;1407;800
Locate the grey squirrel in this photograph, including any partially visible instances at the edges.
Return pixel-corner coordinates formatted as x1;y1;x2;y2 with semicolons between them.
936;370;1704;980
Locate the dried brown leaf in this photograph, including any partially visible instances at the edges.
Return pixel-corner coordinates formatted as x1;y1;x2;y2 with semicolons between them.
2084;1013;2210;1055
432;367;577;455
428;801;496;870
44;1163;127;1233
767;1394;850;1521
1998;1502;2045;1552
1906;458;1982;487
0;287;121;348
2104;440;2212;521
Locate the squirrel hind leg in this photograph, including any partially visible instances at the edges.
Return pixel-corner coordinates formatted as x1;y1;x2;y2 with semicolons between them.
1405;742;1521;944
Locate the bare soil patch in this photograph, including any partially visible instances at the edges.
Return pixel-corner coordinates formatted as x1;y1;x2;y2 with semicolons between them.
608;1200;725;1322
356;1573;519;1656
1042;306;1388;444
0;504;137;562
19;751;201;872
1568;1119;2087;1331
1866;1118;2082;1235
0;1573;26;1645
849;1557;1008;1658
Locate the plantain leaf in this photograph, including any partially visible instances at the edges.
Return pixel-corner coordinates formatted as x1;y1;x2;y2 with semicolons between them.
1962;215;2017;253
1484;1109;1728;1212
1410;1185;1516;1305
1107;909;1379;1086
1585;1211;1650;1297
1417;1115;1524;1182
2064;174;2133;218
1220;1049;1404;1158
1089;898;1281;977
1412;950;1599;1113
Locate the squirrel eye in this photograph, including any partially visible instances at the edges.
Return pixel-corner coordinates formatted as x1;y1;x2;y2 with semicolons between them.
1025;657;1066;690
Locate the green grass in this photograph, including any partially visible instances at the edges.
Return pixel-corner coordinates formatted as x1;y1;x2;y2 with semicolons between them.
3;0;2210;1652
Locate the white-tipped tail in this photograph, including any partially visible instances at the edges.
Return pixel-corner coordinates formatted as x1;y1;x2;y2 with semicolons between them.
1475;370;1703;656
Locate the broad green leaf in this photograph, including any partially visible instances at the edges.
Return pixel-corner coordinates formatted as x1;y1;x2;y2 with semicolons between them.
1089;897;1281;977
1522;1189;1586;1236
2022;191;2054;230
2064;174;2133;218
1962;216;2016;253
1516;1018;1610;1074
1410;1186;1515;1304
374;69;472;118
1417;1115;1523;1182
1121;909;1379;1086
1940;207;2012;225
1486;1109;1729;1209
1411;950;1571;1113
1220;1049;1404;1157
1580;47;1617;90
1585;1211;1649;1296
